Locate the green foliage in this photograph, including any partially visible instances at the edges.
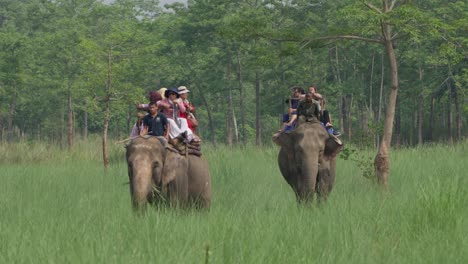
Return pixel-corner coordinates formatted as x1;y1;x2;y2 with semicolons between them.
340;144;374;179
0;0;466;145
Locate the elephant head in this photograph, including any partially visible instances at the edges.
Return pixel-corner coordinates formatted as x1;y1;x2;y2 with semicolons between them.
275;121;343;203
126;137;211;210
125;136;167;210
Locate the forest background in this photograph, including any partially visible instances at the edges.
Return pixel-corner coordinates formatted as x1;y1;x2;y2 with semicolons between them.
1;0;466;150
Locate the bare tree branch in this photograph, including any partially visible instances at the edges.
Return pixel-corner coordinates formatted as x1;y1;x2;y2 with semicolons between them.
305;35;384;44
363;1;383;14
389;0;398;11
266;34;383;45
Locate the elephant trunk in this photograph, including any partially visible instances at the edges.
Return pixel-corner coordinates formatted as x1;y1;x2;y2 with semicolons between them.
129;160;153;210
297;152;320;202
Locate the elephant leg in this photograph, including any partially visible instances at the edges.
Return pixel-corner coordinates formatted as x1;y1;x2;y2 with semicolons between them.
316;159;336;202
167;179;188;208
316;168;330;203
189;179;212;210
163;152;189;208
187;156;212;209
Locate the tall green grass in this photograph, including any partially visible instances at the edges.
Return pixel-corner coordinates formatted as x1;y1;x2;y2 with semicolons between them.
0;140;467;263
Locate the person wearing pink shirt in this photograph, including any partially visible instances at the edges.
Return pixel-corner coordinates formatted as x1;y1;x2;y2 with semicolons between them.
157;88;198;144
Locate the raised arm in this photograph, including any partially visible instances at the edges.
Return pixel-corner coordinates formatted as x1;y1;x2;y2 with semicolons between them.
140;124;148;136
175;99;186;113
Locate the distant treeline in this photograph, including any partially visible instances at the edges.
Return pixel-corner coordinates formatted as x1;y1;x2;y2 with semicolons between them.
0;0;466;147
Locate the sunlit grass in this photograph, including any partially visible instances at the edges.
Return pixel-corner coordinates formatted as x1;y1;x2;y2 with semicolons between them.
0;139;467;263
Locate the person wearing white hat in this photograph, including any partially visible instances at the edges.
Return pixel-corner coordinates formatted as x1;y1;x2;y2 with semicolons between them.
177;86;198;132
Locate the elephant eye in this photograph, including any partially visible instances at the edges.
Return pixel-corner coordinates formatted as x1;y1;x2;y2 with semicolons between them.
153;162;160;169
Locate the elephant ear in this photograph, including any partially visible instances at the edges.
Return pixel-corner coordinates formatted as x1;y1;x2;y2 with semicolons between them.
273;131;297;153
324;135;343;159
162;152;188;185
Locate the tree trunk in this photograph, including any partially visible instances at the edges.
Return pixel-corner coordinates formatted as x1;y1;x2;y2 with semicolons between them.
37;124;41;141
196;85;216;145
339;96;345;139
343;94;352;141
374;20;399;190
61;102;66;146
236;49;246;145
83;110;88;140
454;84;462;142
226;62;233;146
376;52;385;149
369;53;375;114
127;108;132;136
331;45;345;133
68;89;73;149
233;108;239;144
411;104;417;146
395;96;401;148
428;96;435;142
103;48;112;171
103;98;110;170
361;104;369;133
447;81;453;145
255;71;262;146
417;67;424;145
1;122;5;144
7;83;17;142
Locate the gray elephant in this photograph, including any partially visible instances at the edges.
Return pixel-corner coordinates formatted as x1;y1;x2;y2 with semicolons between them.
274;121;343;204
125;137;211;210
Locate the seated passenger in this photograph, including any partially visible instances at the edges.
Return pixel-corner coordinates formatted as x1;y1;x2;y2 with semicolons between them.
140;102;170;139
281;86;304;132
157;88;199;144
177;86;198;132
320;97;341;136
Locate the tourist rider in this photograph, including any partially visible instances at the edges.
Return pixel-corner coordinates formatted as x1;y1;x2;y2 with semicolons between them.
281;86;304;132
320;97;341;136
177;86;198;132
140;102;170;140
157;87;199;144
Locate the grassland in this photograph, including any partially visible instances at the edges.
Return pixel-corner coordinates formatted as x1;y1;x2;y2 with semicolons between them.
0;139;467;263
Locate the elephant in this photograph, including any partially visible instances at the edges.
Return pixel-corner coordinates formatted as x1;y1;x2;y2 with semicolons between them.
274;120;343;204
125;136;211;211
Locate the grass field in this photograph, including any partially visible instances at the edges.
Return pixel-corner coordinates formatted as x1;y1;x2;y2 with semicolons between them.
1;139;467;263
